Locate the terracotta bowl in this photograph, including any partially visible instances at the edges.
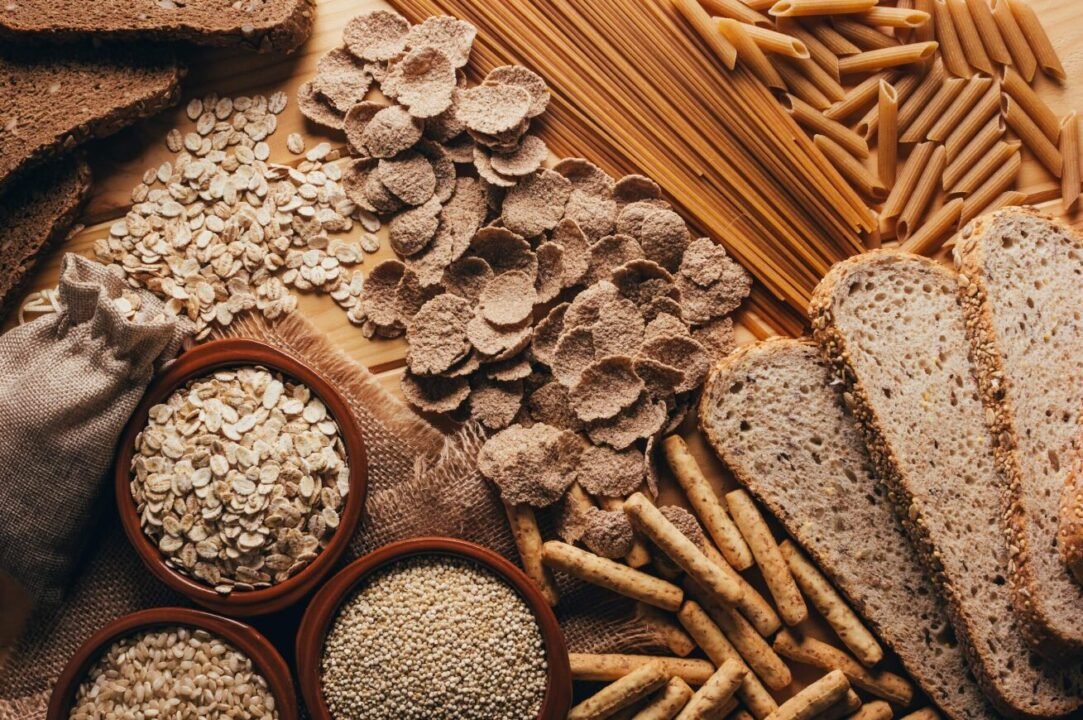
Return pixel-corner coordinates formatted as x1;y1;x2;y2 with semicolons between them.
296;537;572;720
45;607;298;720
115;337;368;617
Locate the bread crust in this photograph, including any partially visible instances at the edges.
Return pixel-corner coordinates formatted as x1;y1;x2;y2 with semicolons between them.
809;250;1083;720
0;0;315;53
953;206;1083;659
1061;460;1083;588
698;336;996;720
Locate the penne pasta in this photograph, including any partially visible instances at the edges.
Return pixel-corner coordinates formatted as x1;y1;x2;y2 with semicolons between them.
898;57;946;131
770;0;878;18
781;94;870;158
794;55;848;102
913;0;936;44
717;19;787;89
969;190;1028;218
1007;0;1066;82
809;19;863;54
777;18;842;77
991;0;1038;81
675;0;738;69
832;17;901;50
948;140;1022;196
1002;95;1063;178
838;42;939;75
897;144;947;240
859;6;930;28
1021;180;1062;205
1061;113;1080;213
702;0;773;26
960;152;1023;223
739;23;812;58
900;76;966;143
744;0;778;9
856;72;920;140
944;114;1006;185
965;0;1012;65
1001;66;1060;143
774;57;833;109
825;71;895;120
944;82;1002;161
928;74;993;143
947;0;994;74
882;141;939;220
878;80;899;186
815;134;888;200
903;197;964;255
933;0;972;78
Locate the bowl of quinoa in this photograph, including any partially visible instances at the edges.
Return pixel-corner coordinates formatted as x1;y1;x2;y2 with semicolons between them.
115;337;368;616
46;607;298;720
296;537;572;720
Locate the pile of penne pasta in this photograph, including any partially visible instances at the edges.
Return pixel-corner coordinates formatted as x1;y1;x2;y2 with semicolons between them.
679;0;1077;256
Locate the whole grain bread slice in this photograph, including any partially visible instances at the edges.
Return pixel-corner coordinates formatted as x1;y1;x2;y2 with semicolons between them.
954;208;1083;659
0;0;314;53
0;155;92;321
810;250;1083;720
0;45;182;195
699;337;995;720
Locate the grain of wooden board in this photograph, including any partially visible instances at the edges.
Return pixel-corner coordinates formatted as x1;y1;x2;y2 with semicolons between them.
2;0;1082;704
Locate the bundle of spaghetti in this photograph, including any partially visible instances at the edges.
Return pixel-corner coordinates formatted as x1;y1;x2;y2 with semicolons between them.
392;0;875;333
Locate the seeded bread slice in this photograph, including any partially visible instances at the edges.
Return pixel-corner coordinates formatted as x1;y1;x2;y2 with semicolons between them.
954;208;1083;659
0;0;314;53
699;338;995;720
810;251;1083;720
0;45;182;195
0;155;92;321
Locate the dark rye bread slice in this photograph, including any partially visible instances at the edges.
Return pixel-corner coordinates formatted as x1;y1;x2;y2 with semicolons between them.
0;0;314;53
0;155;91;320
0;45;181;195
699;338;995;720
954;208;1083;659
810;250;1083;720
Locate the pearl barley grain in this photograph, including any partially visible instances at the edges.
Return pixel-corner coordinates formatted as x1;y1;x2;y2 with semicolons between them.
321;556;548;719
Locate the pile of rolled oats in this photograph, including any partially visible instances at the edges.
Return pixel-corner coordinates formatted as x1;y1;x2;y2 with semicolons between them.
95;91;377;341
131;365;349;594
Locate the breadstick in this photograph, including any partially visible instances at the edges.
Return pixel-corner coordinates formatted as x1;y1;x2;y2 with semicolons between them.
763;670;851;720
542;541;683;611
991;0;1038;81
850;701;894;720
779;541;883;666
818;690;863;720
773;630;914;705
599;495;653;568
663;436;753;570
725;490;807;626
685;580;792;691
569;659;670;720
632;677;695;720
1007;0;1066;82
698;539;782;637
674;659;746;720
504;502;559;606
677;601;779;719
1061;113;1081;213
900;709;941;720
638;603;697;657
571;653;715;685
624;493;744;606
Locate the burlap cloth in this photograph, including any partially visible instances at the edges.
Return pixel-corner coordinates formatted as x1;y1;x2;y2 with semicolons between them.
0;310;659;720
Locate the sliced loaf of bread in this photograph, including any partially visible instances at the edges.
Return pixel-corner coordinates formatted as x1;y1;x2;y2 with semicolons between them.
810;251;1083;720
0;45;182;194
699;338;995;720
0;0;314;53
0;155;92;321
954;208;1083;659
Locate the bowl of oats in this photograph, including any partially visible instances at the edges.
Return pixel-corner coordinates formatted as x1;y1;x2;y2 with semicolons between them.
46;607;298;720
295;536;572;720
115;337;368;616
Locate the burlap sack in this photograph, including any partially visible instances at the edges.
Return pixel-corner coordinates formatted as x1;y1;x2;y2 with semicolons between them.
0;310;659;720
0;254;191;606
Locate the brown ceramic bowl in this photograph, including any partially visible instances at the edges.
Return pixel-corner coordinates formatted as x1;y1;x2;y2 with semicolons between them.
45;607;298;720
296;537;572;720
115;338;368;617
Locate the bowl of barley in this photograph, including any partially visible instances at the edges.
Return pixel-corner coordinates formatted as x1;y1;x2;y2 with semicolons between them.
115;337;368;616
46;607;298;720
296;537;572;720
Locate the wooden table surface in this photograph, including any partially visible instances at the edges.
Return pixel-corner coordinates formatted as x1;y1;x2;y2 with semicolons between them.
3;0;1083;702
